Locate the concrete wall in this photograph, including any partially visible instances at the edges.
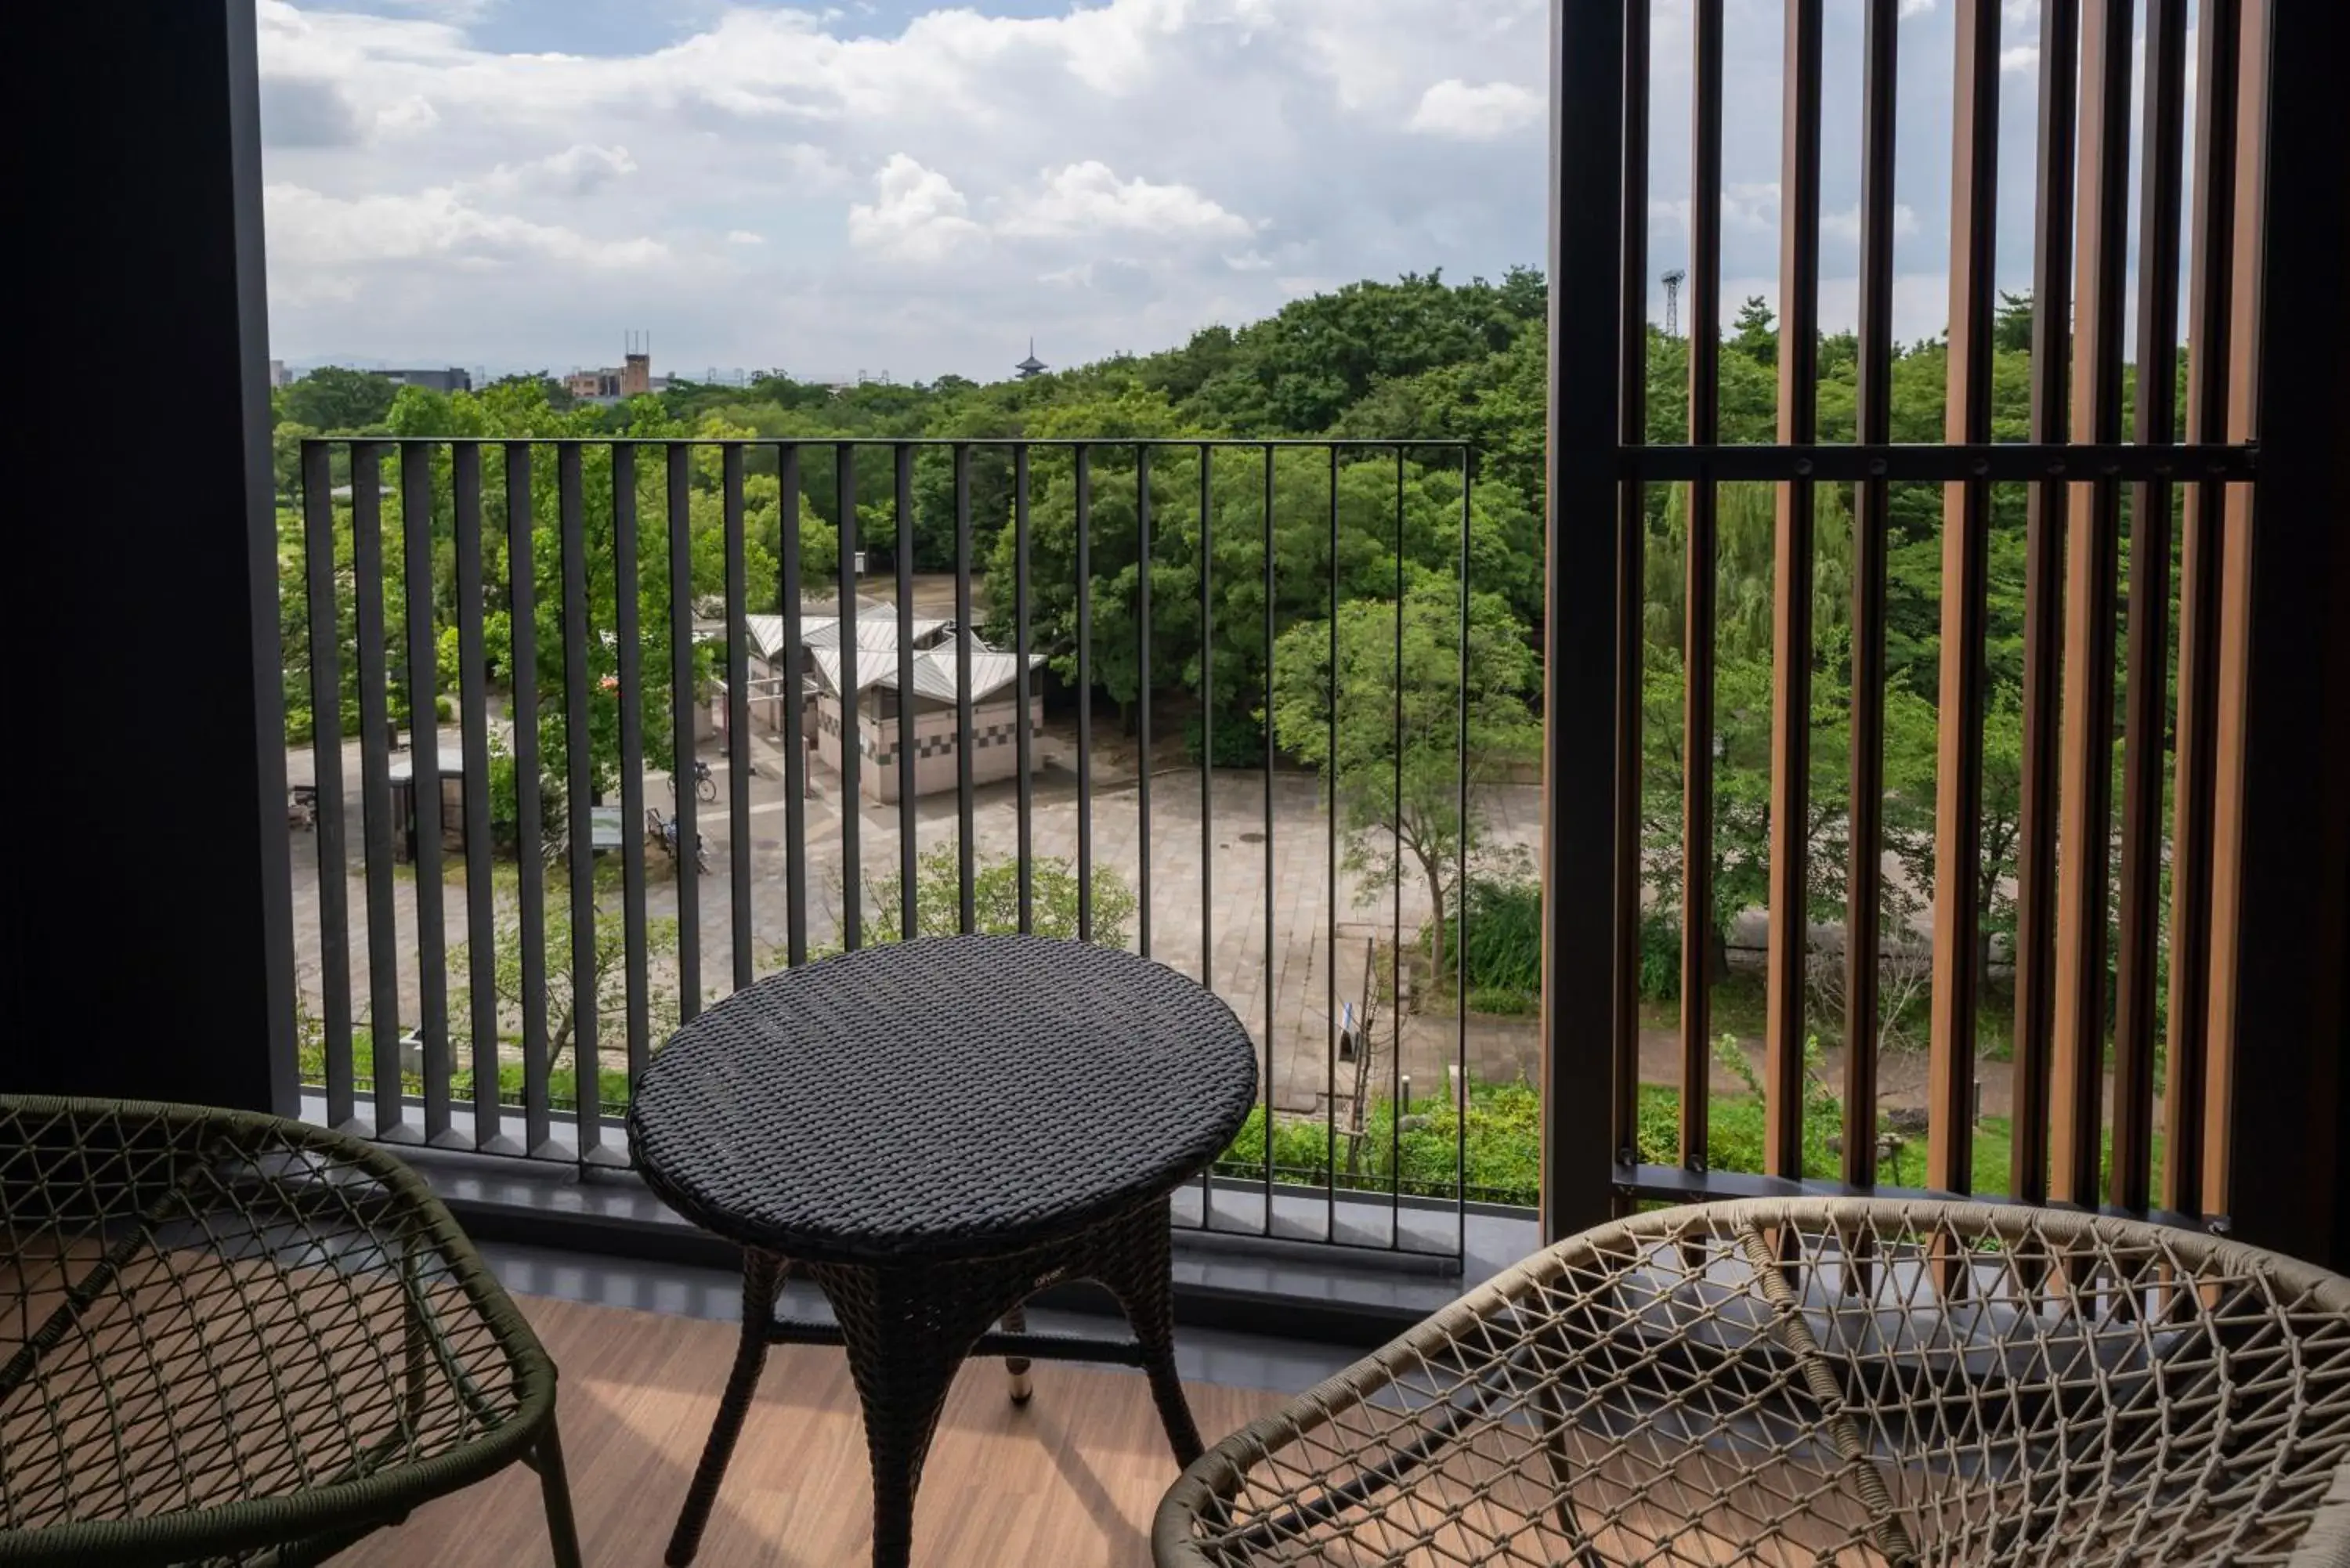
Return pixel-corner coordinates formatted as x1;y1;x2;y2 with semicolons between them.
813;694;1043;803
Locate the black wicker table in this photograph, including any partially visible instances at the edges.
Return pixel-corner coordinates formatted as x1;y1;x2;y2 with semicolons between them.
627;934;1260;1568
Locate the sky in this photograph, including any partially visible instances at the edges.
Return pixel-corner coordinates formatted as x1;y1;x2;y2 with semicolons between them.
258;0;2164;385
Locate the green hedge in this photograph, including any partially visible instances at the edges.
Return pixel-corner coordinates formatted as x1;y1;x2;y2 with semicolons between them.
299;1042;2135;1209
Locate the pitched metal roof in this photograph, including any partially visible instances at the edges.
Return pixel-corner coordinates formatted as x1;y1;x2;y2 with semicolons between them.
806;634;1041;705
740;602;947;662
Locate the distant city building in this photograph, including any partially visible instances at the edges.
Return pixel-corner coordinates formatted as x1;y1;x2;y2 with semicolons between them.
382;367;472;394
1014;338;1047;379
566;331;655;404
268;359;293;388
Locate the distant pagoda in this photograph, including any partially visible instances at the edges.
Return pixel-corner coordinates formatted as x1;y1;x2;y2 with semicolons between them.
1014;338;1047;379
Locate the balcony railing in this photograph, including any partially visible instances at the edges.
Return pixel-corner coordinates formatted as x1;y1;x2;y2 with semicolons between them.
287;436;1493;1264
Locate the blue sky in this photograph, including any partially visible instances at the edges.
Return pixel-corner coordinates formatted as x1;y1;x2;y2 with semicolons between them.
258;1;2167;385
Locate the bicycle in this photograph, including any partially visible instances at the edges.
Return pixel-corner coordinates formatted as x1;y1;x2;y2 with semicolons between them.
670;759;718;805
646;807;711;875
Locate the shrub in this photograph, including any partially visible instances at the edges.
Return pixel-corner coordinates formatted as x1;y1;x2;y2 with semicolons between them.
1636;911;1681;1002
1183;710;1267;770
1426;872;1541;1008
1466;985;1535;1017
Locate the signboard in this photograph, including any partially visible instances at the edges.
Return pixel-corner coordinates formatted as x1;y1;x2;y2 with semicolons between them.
588;804;625;851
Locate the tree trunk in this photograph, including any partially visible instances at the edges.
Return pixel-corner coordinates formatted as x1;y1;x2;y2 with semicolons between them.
1413;846;1449;994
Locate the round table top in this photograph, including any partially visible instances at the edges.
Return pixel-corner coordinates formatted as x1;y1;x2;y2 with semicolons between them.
628;935;1260;1264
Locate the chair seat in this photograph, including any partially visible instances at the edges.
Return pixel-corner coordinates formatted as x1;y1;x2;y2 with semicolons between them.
1;1096;563;1568
1155;1198;2350;1568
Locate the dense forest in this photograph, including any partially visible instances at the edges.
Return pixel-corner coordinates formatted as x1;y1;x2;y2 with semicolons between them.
278;267;2168;1054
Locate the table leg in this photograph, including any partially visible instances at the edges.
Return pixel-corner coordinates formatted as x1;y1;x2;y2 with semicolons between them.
1095;1209;1204;1466
1000;1303;1033;1405
815;1263;987;1568
665;1251;784;1567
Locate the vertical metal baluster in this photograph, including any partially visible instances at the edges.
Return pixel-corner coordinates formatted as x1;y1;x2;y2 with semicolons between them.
1325;443;1340;1242
1455;447;1472;1248
955;443;976;934
1198;444;1215;1230
302;441;356;1132
895;444;917;937
1611;0;1653;1198
2111;0;2189;1215
507;443;551;1156
612;444;651;1093
1846;0;1901;1191
1763;0;1823;1181
1390;447;1405;1247
400;443;450;1145
780;446;809;968
666;445;700;1019
1077;446;1094;941
2052;0;2135;1209
558;446;601;1162
1137;446;1154;958
1683;0;1725;1176
837;446;862;951
349;445;403;1137
1200;446;1216;993
453;442;508;1152
1927;0;2001;1198
1014;446;1035;933
1264;443;1278;1238
724;446;753;989
2164;0;2241;1218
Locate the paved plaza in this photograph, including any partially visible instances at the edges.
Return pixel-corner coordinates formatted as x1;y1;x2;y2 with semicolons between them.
287;722;1547;1115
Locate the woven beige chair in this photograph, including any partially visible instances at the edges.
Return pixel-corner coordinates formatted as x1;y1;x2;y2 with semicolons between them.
1157;1198;2350;1567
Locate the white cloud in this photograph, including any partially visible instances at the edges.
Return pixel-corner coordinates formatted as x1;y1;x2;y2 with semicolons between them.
1406;79;1541;141
847;154;985;263
1823;201;1922;243
475;144;637;199
253;0;2025;376
727;230;766;246
264;183;670;303
2001;45;2040;73
373;95;439;137
1900;0;1936;16
996;161;1255;240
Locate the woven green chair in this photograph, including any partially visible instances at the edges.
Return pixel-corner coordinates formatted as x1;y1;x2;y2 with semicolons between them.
1158;1198;2350;1567
1;1095;579;1566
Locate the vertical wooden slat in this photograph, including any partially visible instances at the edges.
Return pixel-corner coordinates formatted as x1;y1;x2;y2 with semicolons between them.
2200;0;2272;1226
2110;0;2189;1216
2162;0;2240;1218
2008;0;2079;1206
1763;0;1823;1180
2051;0;2135;1209
1925;0;2001;1197
1843;0;1898;1190
1609;0;1651;1185
1679;0;1724;1176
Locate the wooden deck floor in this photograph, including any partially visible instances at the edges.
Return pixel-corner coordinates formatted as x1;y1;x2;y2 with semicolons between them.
336;1292;1288;1568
